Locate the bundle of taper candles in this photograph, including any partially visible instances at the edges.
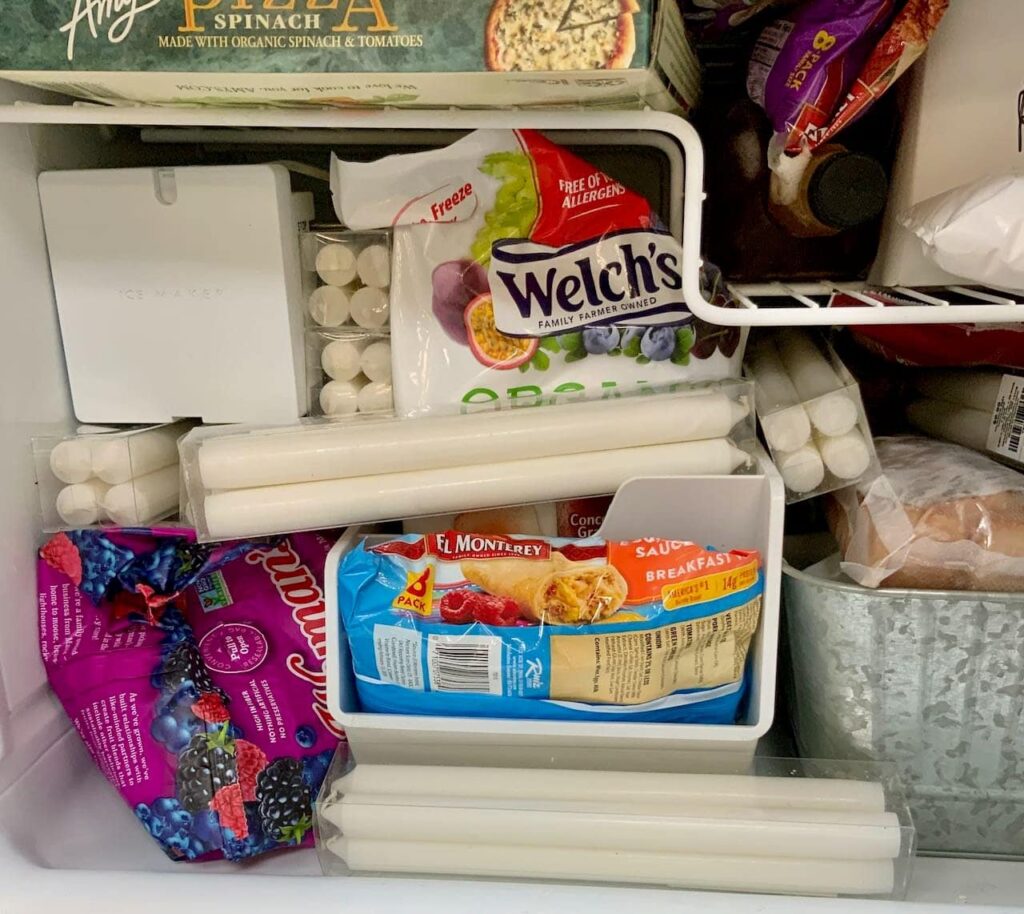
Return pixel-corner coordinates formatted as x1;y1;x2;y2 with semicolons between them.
316;765;911;896
47;421;191;527
181;382;755;541
746;330;876;499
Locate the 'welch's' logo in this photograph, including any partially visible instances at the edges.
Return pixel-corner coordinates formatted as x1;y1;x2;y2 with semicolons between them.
489;229;689;337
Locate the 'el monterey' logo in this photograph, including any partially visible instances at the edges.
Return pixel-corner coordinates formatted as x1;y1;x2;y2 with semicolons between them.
61;0;162;62
489;229;689;337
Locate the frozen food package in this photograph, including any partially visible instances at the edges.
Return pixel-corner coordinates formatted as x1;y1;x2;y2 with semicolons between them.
748;0;896;151
336;532;763;723
748;0;948;155
37;527;342;862
826;437;1024;592
844;315;1024;371
331;130;743;417
900;175;1024;293
403;497;614;538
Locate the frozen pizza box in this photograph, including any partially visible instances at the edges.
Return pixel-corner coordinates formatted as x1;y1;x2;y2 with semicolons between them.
0;0;700;112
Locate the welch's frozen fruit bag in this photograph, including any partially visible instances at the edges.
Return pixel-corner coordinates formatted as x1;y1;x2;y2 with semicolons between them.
331;130;744;417
37;527;343;862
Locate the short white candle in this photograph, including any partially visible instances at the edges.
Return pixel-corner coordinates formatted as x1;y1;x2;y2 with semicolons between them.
307;286;350;327
321;338;368;382
49;438;95;484
320;380;362;417
357;380;393;413
349;286;390;329
92;424;184;485
56;480;111;527
359;340;392;383
103;464;181;526
746;341;811;452
777;443;825;494
315;242;357;287
356;243;391;288
818;428;872;480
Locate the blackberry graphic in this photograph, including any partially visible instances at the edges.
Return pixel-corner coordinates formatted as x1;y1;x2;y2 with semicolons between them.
176;730;238;814
255;758;313;844
158;642;214;695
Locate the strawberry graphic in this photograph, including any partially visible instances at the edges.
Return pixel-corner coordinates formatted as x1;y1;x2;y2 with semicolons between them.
40;532;82;585
191;692;230;724
210;783;248;840
235;739;269;803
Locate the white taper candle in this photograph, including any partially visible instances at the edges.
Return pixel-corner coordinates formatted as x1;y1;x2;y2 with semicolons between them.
200;439;751;539
195;391;750;491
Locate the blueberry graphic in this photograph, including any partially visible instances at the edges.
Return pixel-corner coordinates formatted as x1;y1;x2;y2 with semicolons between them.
295;725;316;749
151;714;178;745
641;327;676;361
582;326;620;355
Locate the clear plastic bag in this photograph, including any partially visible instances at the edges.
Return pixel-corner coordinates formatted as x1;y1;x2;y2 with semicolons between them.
826;436;1024;591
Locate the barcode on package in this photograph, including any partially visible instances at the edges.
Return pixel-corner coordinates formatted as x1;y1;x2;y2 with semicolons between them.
987;374;1024;464
427;635;503;695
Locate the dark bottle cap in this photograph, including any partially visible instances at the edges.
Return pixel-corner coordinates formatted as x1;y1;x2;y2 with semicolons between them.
807;151;889;231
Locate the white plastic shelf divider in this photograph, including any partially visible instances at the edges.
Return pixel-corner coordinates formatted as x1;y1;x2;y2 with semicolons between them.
2;95;1021;328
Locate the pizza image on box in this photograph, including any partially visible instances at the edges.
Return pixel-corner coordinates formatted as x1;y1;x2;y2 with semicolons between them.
485;0;641;71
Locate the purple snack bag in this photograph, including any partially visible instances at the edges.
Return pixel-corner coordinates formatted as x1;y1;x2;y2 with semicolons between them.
747;0;895;152
38;527;343;862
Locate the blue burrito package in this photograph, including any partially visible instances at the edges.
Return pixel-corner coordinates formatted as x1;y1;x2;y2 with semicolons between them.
336;532;763;723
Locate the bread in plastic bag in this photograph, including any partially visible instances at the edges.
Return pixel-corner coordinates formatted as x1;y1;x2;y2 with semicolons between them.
826;436;1024;591
900;174;1024;293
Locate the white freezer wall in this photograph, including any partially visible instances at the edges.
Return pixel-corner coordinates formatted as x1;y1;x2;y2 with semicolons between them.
0;84;1022;911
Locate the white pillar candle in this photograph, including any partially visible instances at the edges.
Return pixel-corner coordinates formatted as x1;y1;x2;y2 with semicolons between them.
321;338;368;382
777;443;825;494
914;369;1007;413
103;464;180;526
359;340;392;383
196;391;750;491
315;243;357;286
746;341;811;452
328;800;903;861
200;439;750;539
818;429;872;480
357;380;393;413
907;397;994;454
320;380;362;417
332;765;886;813
49;438;95;484
307;285;350;327
349;286;390;329
805;391;859;438
775;331;858;436
92;424;185;485
330;838;896;896
356;243;391;288
56;480;111;527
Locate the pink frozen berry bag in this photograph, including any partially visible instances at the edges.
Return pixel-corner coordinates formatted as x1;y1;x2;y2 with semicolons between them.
37;527;343;862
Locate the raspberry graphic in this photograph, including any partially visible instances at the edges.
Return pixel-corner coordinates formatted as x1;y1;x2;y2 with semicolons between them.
439;589;474;624
40;532;82;585
191;692;230;724
235;739;269;803
439;589;521;626
255;758;313;844
209;783;248;840
176;728;237;814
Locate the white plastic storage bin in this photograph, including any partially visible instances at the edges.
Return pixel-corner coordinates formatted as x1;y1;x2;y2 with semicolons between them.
325;460;785;772
3;83;1024;911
